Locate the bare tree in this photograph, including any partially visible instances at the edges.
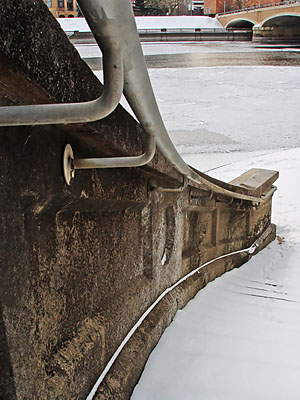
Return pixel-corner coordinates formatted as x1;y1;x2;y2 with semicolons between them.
144;0;188;15
231;0;251;10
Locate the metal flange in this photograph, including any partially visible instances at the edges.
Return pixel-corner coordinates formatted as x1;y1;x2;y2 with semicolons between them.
63;144;75;185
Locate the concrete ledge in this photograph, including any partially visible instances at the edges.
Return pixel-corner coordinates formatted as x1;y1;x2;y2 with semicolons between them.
230;168;279;197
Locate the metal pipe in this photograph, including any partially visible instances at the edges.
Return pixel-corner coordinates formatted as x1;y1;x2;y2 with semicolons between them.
63;136;155;185
0;0;267;203
113;0;264;203
150;177;188;193
0;3;124;126
260;185;277;201
73;135;155;169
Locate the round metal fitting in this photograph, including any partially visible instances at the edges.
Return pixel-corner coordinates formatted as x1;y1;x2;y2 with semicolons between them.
63;144;75;185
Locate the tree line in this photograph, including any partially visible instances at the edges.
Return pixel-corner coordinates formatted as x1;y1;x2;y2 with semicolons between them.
134;0;189;15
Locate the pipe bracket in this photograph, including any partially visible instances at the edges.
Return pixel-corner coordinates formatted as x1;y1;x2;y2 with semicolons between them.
62;137;156;185
63;144;75;186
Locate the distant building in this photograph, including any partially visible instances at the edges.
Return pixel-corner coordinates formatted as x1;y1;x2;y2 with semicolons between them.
43;0;77;18
204;0;275;15
204;0;230;15
192;0;204;14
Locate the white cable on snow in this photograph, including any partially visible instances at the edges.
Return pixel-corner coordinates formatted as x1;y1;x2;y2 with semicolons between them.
86;232;267;399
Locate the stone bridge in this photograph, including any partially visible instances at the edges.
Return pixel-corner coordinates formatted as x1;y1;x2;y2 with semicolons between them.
217;2;300;42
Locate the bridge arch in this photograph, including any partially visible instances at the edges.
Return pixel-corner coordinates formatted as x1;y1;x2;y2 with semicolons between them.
226;18;255;29
258;14;300;42
261;13;300;27
217;3;300;42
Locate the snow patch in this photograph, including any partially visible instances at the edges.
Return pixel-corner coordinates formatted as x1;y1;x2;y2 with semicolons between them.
58;16;224;33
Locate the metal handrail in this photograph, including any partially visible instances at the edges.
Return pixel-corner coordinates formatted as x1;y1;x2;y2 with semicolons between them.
137;28;224;33
113;1;264;202
0;6;124;126
0;0;265;203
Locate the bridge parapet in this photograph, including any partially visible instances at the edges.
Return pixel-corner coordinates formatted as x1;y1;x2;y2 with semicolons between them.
217;0;300;17
217;2;300;42
0;1;278;399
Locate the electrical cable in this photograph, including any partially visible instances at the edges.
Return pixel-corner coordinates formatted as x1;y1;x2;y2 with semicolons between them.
86;226;272;399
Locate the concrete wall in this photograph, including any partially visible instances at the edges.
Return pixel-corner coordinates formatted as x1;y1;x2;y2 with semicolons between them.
70;30;252;43
0;1;277;399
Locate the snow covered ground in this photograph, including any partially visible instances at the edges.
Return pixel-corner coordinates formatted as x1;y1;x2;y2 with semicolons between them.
131;148;300;400
106;63;299;171
80;37;300;398
123;46;300;399
149;66;300;150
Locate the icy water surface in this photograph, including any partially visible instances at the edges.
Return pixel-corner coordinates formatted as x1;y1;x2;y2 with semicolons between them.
127;42;300;400
80;39;300;400
144;48;300;68
87;41;300;170
77;41;300;69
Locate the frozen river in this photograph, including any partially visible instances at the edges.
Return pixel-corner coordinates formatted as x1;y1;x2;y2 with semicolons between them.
127;42;300;400
78;40;300;400
82;41;300;172
79;41;300;171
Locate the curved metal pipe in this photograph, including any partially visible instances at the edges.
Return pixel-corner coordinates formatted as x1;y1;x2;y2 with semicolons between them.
109;0;264;203
0;4;124;126
73;135;155;169
0;0;265;203
150;177;188;193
